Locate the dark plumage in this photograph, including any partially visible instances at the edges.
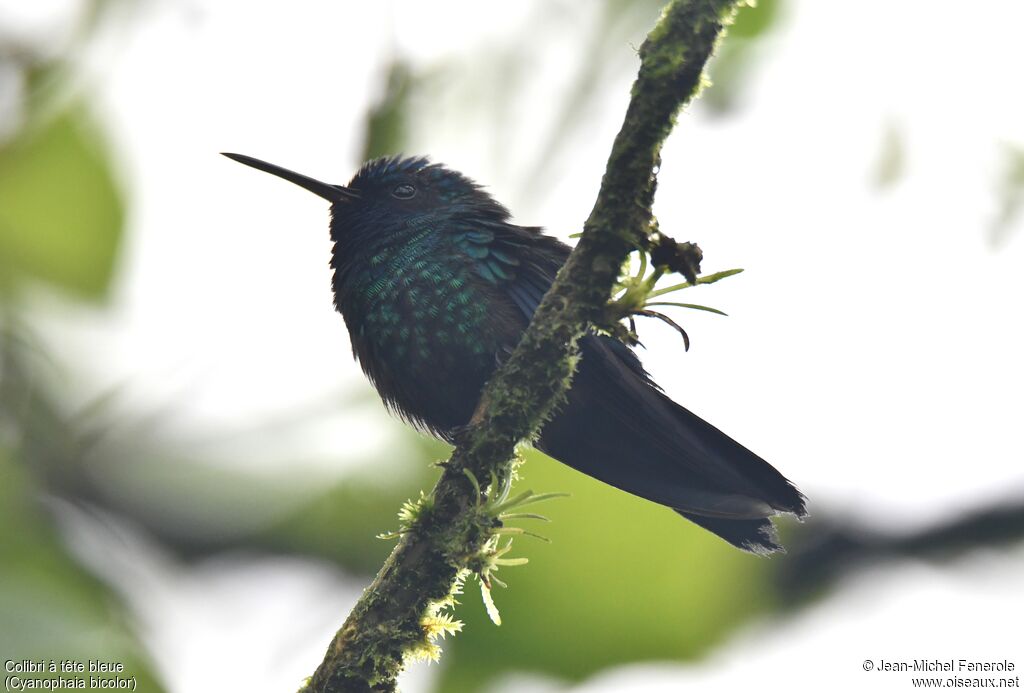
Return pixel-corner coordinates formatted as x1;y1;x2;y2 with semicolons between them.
224;152;807;554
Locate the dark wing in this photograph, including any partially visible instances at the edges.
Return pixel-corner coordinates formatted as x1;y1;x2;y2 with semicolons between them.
459;223;806;554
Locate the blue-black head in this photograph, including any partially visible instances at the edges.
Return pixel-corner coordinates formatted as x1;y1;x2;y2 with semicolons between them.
221;153;512;242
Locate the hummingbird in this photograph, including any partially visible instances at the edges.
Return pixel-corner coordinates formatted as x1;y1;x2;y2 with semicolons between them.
223;152;807;554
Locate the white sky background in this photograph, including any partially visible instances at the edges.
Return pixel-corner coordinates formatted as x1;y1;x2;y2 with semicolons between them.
4;0;1024;691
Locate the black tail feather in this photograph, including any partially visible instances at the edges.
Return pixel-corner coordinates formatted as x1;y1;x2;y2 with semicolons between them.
677;511;785;555
537;334;807;555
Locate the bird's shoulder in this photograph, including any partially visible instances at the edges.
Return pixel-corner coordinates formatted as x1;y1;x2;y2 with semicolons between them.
449;222;569;307
449;222;657;388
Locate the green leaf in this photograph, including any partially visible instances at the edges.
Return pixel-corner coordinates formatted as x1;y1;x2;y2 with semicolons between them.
0;104;124;299
645;301;728;316
647;268;743;299
694;267;744;285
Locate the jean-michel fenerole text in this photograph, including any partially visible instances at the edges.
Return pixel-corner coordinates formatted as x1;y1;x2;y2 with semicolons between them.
876;660;1016;673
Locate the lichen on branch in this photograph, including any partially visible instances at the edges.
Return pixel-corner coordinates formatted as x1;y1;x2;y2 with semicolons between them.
300;1;745;691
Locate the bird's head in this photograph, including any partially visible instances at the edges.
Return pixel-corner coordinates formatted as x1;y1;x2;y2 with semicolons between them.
222;153;511;242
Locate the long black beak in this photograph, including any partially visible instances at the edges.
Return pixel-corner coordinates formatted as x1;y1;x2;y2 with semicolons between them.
221;152;359;202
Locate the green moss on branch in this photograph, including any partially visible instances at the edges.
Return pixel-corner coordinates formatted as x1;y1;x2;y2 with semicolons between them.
301;1;743;691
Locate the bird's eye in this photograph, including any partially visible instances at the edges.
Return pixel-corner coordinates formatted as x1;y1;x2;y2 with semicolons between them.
392;183;416;200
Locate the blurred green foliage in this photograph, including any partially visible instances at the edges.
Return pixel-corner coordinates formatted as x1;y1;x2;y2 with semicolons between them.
701;0;782;115
731;0;782;37
0;105;124;299
872;121;906;190
362;60;416;162
0;449;165;691
436;448;777;691
0;1;154;687
991;143;1024;246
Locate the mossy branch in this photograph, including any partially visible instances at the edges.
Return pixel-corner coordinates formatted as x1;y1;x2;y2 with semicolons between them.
300;1;743;691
